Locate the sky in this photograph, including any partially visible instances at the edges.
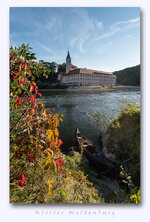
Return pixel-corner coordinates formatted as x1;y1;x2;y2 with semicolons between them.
10;7;140;72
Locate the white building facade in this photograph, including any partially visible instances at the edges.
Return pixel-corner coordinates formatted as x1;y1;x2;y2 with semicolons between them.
58;52;117;86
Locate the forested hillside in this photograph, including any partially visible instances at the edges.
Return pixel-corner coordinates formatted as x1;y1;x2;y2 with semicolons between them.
113;65;140;86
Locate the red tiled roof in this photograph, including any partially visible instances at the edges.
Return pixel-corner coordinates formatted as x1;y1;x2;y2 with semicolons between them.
59;68;114;76
71;68;112;75
70;64;78;70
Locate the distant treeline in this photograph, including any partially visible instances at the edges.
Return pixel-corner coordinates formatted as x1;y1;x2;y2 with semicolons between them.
37;60;140;88
36;61;66;89
113;65;140;86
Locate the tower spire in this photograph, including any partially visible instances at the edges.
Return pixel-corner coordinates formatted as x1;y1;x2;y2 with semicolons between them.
66;51;71;73
66;50;71;59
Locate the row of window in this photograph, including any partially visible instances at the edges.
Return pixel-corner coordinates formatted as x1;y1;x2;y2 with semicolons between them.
64;76;115;80
62;80;116;84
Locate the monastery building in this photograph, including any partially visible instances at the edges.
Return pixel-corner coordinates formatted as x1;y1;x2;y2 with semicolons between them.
58;51;117;86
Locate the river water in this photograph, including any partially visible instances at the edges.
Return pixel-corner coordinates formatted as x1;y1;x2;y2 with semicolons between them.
40;89;140;153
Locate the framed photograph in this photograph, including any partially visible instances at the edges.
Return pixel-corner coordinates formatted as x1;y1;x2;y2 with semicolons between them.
1;0;150;221
9;6;140;205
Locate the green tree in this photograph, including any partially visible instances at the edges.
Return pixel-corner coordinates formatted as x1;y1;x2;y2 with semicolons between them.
38;61;58;83
58;63;66;72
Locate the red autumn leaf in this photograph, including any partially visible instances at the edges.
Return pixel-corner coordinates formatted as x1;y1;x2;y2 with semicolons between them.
27;154;34;162
16;97;22;105
30;85;34;93
58;139;63;147
62;173;67;178
55;158;63;169
13;71;18;80
13;74;17;80
37;92;42;97
55;159;60;168
31;95;35;103
27;97;31;102
18;172;25;188
60;158;63;167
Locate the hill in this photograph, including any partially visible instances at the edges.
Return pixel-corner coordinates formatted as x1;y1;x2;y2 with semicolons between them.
113;65;140;86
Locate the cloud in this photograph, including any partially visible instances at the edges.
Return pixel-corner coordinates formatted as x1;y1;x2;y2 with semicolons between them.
37;42;65;62
69;8;103;53
38;43;54;54
97;21;103;30
79;39;86;53
70;37;78;48
44;15;62;32
95;31;115;41
127;34;132;38
95;17;140;41
110;17;140;31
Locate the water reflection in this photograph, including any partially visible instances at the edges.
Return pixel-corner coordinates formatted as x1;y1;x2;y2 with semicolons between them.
40;90;140;153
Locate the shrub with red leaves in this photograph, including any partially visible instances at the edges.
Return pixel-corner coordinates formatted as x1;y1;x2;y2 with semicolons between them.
55;157;63;169
18;172;25;188
27;153;34;162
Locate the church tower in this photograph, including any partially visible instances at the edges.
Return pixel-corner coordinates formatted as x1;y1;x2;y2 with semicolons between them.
66;51;71;73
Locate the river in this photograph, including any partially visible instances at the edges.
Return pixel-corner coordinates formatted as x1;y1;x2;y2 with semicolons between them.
40;89;140;153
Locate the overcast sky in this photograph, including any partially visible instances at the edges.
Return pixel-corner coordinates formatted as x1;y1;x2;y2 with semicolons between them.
10;7;140;72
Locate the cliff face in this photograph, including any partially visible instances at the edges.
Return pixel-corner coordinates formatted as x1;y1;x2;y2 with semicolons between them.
99;104;140;185
113;65;140;86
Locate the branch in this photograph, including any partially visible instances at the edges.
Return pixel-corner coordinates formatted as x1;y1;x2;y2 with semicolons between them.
10;108;28;135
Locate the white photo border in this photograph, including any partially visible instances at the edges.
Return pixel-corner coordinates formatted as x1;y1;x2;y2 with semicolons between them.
0;0;149;222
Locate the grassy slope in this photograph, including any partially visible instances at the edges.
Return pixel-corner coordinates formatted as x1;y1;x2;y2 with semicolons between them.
10;150;104;204
10;146;140;204
99;104;140;186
